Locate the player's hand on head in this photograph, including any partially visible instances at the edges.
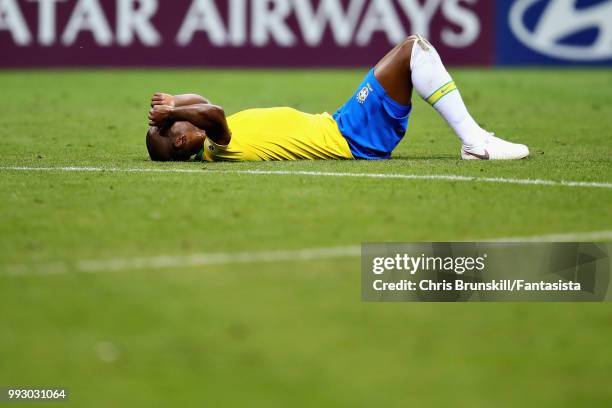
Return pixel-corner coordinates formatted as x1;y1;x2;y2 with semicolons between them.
148;105;173;126
150;92;175;108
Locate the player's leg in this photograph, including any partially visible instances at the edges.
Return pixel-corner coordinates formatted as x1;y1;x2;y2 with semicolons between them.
373;35;417;106
375;35;529;160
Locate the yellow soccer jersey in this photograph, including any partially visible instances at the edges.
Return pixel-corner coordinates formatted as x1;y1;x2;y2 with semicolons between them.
203;107;354;161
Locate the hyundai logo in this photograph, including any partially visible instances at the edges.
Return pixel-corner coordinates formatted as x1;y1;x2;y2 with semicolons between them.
509;0;612;61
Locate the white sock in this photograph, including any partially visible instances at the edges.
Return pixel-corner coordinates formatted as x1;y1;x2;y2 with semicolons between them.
410;36;489;148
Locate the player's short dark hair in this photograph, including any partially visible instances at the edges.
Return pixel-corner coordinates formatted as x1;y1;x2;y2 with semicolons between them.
146;127;171;161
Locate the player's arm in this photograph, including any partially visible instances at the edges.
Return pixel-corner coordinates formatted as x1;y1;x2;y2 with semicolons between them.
151;93;211;108
149;104;230;145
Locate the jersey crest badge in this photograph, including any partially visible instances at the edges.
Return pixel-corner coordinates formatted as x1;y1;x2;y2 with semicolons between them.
357;86;369;104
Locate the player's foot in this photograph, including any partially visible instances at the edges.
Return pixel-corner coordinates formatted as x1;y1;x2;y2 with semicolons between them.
461;133;529;160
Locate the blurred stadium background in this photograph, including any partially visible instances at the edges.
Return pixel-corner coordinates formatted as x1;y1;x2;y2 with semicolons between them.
1;0;611;406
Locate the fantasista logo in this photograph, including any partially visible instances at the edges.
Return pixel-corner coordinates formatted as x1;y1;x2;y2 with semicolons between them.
509;0;612;61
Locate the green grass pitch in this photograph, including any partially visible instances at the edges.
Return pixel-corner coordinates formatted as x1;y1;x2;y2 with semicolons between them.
1;68;611;406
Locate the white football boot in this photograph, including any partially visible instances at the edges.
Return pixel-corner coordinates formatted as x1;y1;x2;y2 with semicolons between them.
461;133;529;160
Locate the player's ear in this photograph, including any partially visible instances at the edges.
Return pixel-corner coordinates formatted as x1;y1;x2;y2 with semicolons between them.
173;134;187;149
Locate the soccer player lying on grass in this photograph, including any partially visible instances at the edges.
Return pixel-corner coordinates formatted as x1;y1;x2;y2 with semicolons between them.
146;35;529;162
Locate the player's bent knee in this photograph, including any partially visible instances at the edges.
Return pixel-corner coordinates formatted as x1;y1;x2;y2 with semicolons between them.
394;36;418;64
400;36;417;49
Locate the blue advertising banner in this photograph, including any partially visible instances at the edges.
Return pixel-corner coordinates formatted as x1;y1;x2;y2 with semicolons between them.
496;0;612;65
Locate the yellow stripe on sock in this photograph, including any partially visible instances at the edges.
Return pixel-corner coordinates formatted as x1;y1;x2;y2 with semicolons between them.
426;81;458;106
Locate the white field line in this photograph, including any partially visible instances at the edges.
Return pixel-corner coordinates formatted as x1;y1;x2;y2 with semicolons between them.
77;246;360;273
3;246;361;276
1;166;612;189
2;230;611;276
485;230;612;242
